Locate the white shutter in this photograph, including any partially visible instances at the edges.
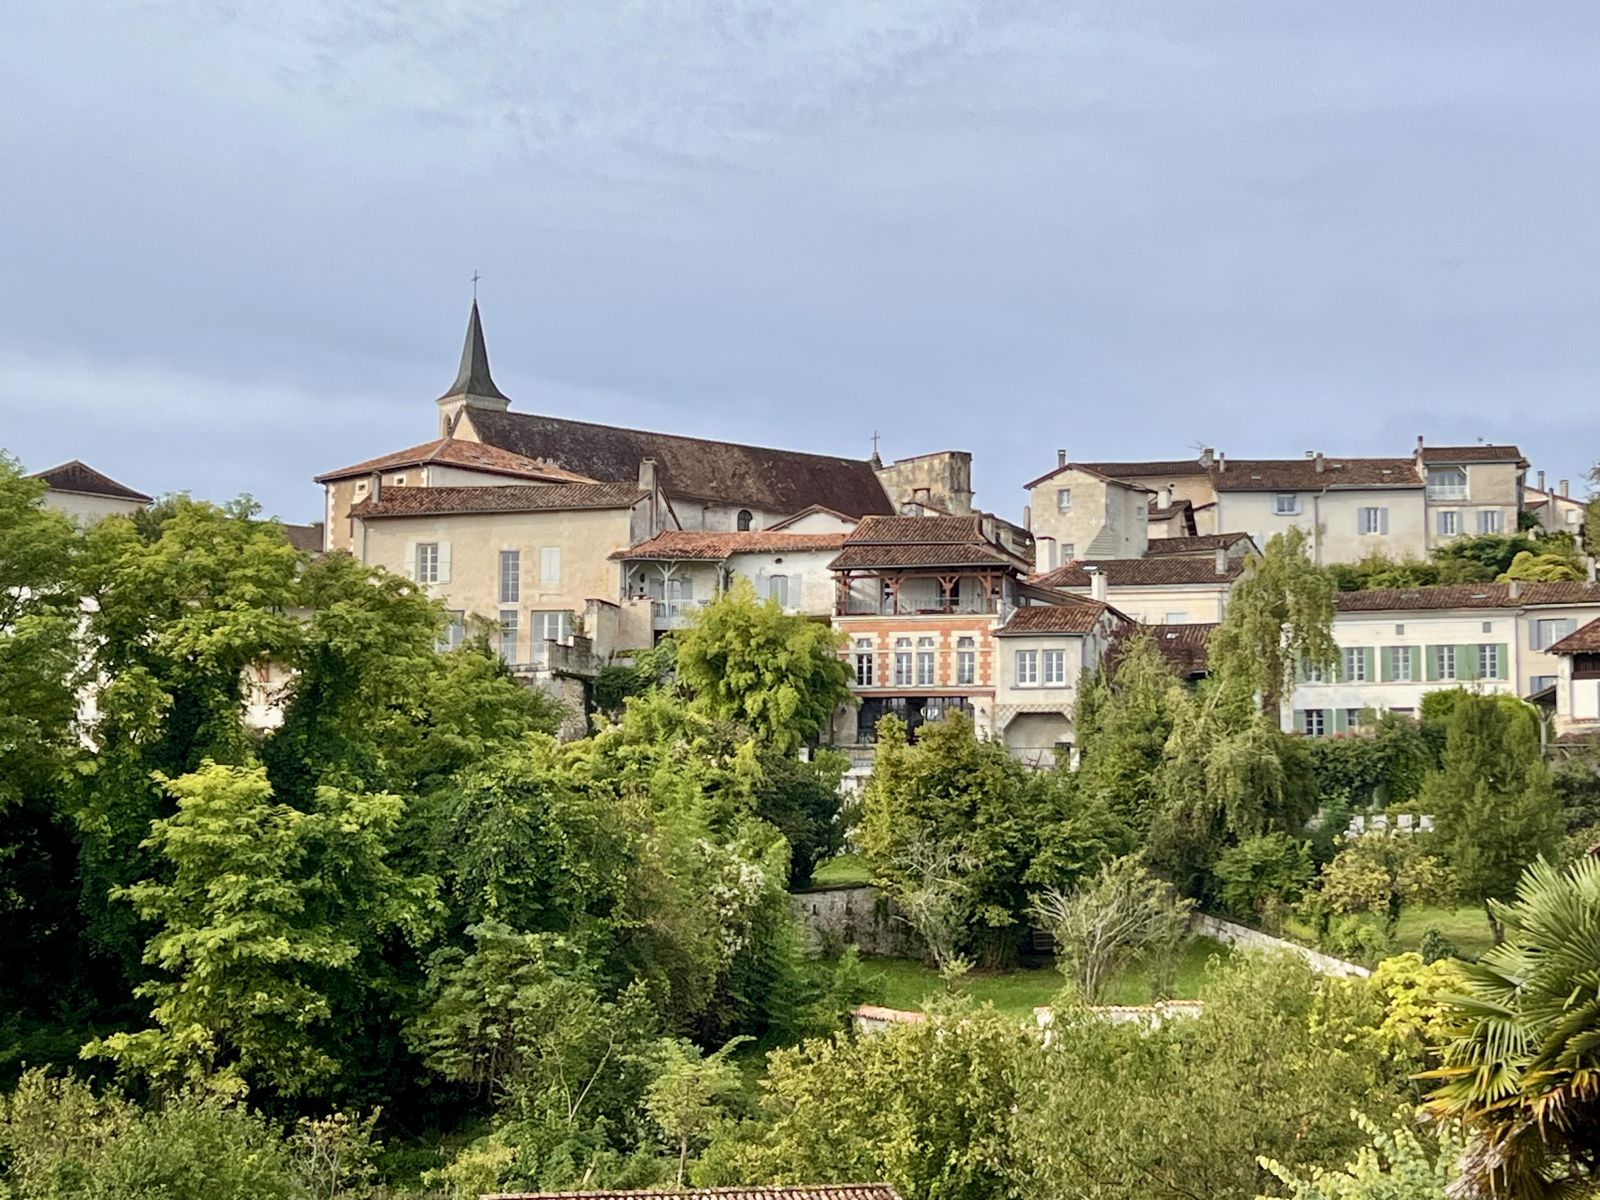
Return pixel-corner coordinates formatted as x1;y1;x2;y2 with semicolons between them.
437;541;452;584
1380;508;1389;534
539;546;560;585
403;541;417;581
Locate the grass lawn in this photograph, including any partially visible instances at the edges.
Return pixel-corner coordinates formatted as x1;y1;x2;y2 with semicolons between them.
1393;904;1494;960
856;937;1229;1019
808;853;873;888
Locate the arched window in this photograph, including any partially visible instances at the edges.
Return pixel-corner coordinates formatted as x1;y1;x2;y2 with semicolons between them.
736;509;753;531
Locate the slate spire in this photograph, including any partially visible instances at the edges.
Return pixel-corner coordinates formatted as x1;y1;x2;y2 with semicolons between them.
437;300;510;402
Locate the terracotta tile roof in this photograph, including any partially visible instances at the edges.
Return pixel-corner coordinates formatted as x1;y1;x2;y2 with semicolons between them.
1023;459;1193;490
1143;533;1255;557
29;460;151;502
1418;444;1525;464
1549;617;1600;654
1148;622;1216;677
485;1189;903;1200
1146;499;1194;523
1335;582;1600;613
316;438;593;484
1211;457;1421;492
829;542;1019;570
1078;458;1211;479
466;409;894;517
846;515;986;544
612;530;849;560
1032;558;1245;587
350;483;646;518
995;600;1111;636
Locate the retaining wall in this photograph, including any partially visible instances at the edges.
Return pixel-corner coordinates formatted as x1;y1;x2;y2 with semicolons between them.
1191;913;1370;978
790;883;923;958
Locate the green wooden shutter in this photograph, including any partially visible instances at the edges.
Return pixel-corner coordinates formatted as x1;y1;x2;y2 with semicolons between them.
1495;643;1508;679
1458;644;1479;681
1425;645;1440;681
1333;708;1349;734
1362;646;1375;682
1293;709;1307;734
1381;646;1396;682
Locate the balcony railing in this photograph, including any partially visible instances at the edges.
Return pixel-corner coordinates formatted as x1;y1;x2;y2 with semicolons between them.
1426;485;1468;501
838;598;1000;616
652;599;706;622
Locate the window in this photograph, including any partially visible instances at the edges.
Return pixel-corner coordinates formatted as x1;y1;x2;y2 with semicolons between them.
1303;659;1325;684
1056;488;1072;512
1432;645;1457;680
894;638;913;686
956;636;976;685
1043;649;1066;686
1478;643;1501;679
1481;621;1494;634
538;546;560;585
1427;466;1468;500
1015;649;1039;685
1135;505;1145;518
1344;709;1363;731
1394;624;1405;635
1275;493;1299;515
415;542;440;584
392;474;407;486
1303;709;1326;737
1164;612;1187;624
436;611;466;652
1359;507;1387;535
916;637;935;686
1530;674;1557;693
854;638;875;687
1477;510;1503;534
532;610;572;647
1392;646;1415;681
498;609;518;662
737;509;753;531
1060;543;1076;561
1533;618;1578;650
1343;647;1367;682
1436;510;1459;537
499;550;521;603
768;574;789;607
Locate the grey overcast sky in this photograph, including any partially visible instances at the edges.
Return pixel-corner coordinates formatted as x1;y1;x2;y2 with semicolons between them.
3;2;1598;523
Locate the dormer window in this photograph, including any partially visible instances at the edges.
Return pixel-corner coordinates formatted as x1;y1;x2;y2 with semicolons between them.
737;509;753;531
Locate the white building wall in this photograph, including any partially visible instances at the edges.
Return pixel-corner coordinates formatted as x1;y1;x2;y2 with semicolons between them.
726;548;838;616
1214;488;1426;564
41;491;147;525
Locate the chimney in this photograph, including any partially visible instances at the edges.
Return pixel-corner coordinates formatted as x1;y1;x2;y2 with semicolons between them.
1022;503;1032;531
1215;547;1228;576
1199;447;1215;468
1216;452;1227;473
1588;557;1597;584
1508;578;1522;600
368;471;382;502
638;457;658;493
1057;449;1067;469
1560;479;1570;498
1157;485;1172;509
1415;434;1425;454
1537;469;1547;493
1086;566;1107;603
1313;452;1325;474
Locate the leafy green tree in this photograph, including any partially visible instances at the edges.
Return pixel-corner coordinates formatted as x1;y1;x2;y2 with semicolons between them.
86;762;440;1097
1425;857;1600;1198
1432;532;1542;583
1212;831;1313;925
675;578;852;752
1313;833;1454;928
1421;694;1562;942
1074;628;1181;833
1209;526;1338;725
644;1036;749;1187
1498;550;1583;581
1259;1113;1464;1200
859;714;1114;966
1030;854;1194;1002
1328;552;1439;592
750;749;847;889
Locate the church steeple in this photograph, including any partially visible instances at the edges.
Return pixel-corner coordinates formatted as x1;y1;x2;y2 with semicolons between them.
436;300;511;436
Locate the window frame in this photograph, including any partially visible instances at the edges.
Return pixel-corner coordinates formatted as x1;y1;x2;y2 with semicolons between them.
1304;709;1326;737
1014;649;1039;686
415;542;440;584
915;636;936;687
1274;493;1299;516
499;549;521;604
853;638;875;687
893;637;913;687
497;608;519;663
1042;648;1066;686
1056;488;1072;512
955;636;976;686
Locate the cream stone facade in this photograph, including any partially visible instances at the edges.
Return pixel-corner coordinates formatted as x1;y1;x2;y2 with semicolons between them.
1026;462;1152;571
873;450;975;515
1547;619;1600;742
992;606;1125;767
30;461;152;526
1287;582;1600;734
1418;447;1526;551
1214;484;1426;565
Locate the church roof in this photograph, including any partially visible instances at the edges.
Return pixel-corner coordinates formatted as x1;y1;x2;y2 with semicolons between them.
465;408;895;517
29;460;151;502
315;438;594;484
437;300;509;402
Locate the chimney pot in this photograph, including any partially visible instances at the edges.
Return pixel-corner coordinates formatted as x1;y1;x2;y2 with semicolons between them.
1416;435;1425;451
369;471;382;502
1057;449;1067;469
1158;485;1173;509
638;457;659;491
1086;567;1107;602
1199;447;1215;468
1560;479;1570;497
1313;452;1325;473
1508;578;1522;600
1588;557;1597;584
1215;547;1228;576
1537;469;1547;493
1217;452;1227;473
